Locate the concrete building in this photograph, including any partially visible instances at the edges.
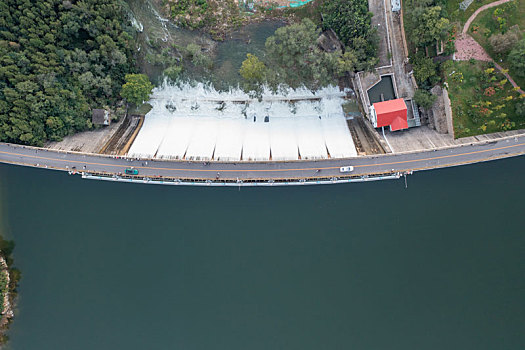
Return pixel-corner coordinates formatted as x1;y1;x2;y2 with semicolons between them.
369;98;408;131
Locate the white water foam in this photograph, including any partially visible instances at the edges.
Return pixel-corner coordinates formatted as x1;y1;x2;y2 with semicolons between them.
128;82;358;161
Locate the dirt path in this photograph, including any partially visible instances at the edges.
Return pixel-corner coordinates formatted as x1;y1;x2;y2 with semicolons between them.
455;0;524;94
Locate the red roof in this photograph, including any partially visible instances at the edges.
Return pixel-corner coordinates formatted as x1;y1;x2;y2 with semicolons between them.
373;99;408;131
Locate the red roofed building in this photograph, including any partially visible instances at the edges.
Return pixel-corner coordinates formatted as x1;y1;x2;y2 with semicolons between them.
370;98;408;131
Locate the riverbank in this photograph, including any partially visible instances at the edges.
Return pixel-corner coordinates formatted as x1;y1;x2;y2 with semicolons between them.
0;237;20;345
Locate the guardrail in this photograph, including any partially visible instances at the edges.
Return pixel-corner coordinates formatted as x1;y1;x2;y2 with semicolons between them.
80;171;405;187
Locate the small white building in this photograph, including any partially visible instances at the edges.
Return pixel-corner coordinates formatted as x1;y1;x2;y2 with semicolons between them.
391;0;401;12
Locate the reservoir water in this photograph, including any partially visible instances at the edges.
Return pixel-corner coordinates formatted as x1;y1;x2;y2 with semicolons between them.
0;158;524;349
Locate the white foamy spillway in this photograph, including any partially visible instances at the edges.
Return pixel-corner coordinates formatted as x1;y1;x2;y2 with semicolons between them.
128;82;358;161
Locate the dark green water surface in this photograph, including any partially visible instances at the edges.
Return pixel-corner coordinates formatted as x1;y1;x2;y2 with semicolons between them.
0;158;524;350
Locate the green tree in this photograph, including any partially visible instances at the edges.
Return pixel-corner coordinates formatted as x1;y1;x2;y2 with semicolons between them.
413;89;437;109
508;39;525;78
320;0;377;70
120;74;154;106
321;0;374;46
265;19;339;89
410;6;450;47
336;51;358;74
412;54;438;86
240;54;267;82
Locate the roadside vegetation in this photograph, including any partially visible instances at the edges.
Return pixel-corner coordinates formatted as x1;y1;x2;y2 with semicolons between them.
444;0;525;137
402;0;525;138
444;60;524;137
0;0;137;146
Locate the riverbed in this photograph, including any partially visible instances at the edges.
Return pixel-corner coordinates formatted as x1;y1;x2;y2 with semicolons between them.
0;158;524;349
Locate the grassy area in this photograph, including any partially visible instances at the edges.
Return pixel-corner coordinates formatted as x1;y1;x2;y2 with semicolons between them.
128;103;153;116
445;0;496;25
469;0;525;88
444;60;525;138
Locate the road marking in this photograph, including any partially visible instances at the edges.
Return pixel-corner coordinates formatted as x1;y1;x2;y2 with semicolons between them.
1;150;524;181
0;140;524;173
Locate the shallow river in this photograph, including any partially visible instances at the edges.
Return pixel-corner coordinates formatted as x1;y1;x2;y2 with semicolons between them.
0;158;524;349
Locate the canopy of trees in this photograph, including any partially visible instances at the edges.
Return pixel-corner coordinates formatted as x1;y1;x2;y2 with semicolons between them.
120;74;153;106
409;5;450;47
412;53;439;87
405;0;450;49
239;19;357;90
508;39;525;78
0;0;136;145
320;0;378;71
413;89;437;109
264;19;342;89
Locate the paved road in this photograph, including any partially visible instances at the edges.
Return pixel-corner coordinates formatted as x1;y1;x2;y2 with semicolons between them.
0;134;524;184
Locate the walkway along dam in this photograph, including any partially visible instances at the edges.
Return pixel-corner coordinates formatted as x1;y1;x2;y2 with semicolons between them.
0;133;524;186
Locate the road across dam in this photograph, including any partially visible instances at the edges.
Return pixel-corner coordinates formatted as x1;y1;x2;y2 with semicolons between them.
0;134;524;186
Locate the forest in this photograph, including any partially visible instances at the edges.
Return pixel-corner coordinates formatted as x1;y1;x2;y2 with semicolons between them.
0;0;380;145
239;0;378;90
0;0;136;145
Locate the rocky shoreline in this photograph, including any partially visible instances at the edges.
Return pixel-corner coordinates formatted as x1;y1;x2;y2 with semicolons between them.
0;243;19;346
0;256;13;328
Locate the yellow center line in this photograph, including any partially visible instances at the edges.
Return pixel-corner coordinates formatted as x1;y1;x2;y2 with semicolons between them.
0;141;524;173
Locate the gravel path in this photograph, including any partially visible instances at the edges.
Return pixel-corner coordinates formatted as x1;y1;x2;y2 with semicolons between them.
454;34;492;61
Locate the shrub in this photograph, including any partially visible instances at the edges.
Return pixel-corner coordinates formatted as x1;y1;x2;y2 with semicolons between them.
412;54;439;85
489;30;520;55
164;65;183;82
239;54;267;83
508;39;525;77
414;89;437;109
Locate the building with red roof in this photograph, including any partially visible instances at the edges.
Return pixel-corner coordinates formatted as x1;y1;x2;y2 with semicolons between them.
370;98;408;131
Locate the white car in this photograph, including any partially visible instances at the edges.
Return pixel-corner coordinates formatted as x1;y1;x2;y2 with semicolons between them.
339;166;354;173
